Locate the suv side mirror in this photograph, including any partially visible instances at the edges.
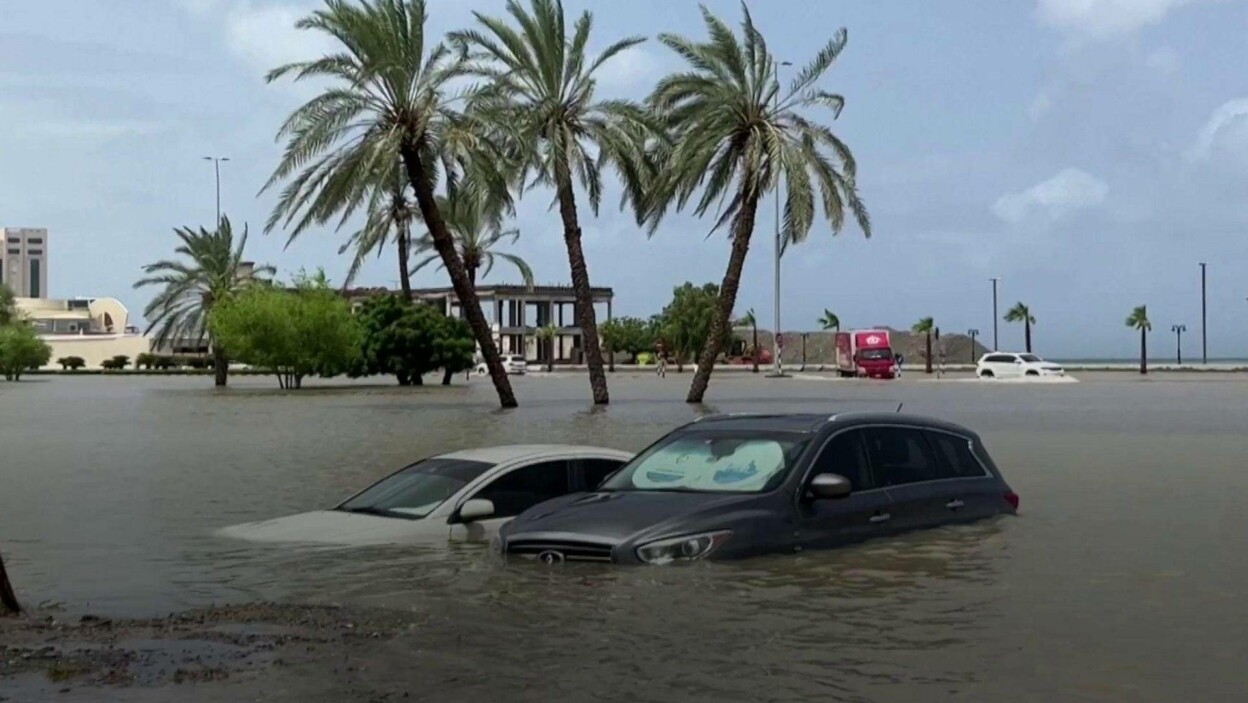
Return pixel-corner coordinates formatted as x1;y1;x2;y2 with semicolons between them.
458;498;495;523
808;474;852;500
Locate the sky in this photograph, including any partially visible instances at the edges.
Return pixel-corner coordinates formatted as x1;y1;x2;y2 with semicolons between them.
2;0;1247;358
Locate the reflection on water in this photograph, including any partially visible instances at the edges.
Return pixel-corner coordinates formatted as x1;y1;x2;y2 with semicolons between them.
3;374;1247;700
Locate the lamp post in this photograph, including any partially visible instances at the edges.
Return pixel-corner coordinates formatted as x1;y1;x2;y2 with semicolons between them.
203;156;229;227
1171;324;1186;365
967;328;979;364
990;277;1001;351
769;59;793;378
1199;262;1208;364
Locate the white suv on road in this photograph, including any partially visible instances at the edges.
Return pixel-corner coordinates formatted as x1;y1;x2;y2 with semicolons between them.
476;355;528;376
977;352;1065;379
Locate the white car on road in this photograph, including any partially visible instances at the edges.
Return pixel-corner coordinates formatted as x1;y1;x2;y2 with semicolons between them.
217;445;631;546
977;352;1065;379
476;354;528;375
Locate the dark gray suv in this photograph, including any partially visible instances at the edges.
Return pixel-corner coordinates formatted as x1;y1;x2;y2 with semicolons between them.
500;413;1018;564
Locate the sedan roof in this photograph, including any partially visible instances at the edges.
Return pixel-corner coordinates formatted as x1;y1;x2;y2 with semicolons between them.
438;444;632;464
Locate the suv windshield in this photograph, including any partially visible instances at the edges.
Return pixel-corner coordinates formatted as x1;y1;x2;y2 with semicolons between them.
600;431;809;494
859;348;893;361
1018;354;1043;363
337;458;493;520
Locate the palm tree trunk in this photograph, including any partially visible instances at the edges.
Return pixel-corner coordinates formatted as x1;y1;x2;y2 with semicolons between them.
1025;320;1032;353
553;169;609;405
400;142;516;409
752;324;759;373
213;345;228;387
1141;329;1147;375
0;548;19;615
925;333;933;374
397;221;413;302
687;187;762;403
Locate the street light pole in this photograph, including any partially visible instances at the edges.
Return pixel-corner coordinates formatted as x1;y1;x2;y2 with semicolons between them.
770;60;792;378
967;328;979;364
203;156;230;227
990;277;1001;351
1172;324;1186;365
1199;262;1208;364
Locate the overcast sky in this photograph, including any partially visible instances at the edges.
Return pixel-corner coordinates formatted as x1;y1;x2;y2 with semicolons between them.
3;0;1247;357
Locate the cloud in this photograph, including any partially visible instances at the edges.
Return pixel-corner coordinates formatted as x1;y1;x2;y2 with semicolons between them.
993;168;1109;223
1185;97;1248;163
1036;0;1202;38
224;2;334;82
1145;46;1180;75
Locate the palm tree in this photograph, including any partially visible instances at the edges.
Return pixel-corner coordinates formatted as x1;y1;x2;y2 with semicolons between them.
646;6;870;403
1004;301;1036;353
335;164;420;300
264;0;519;408
410;186;535;289
738;308;759;373
912;317;935;375
818;309;840;331
1126;305;1151;375
536;324;557;372
451;0;654;406
135;217;273;387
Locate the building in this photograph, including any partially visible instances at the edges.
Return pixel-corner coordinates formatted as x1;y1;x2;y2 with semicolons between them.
1;227;49;299
15;296;150;368
345;284;615;365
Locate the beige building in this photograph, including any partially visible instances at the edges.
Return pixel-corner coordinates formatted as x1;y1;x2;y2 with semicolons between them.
2;227;49;299
15;296;150;369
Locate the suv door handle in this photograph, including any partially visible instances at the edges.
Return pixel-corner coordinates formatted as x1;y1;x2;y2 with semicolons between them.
868;513;891;524
945;499;965;510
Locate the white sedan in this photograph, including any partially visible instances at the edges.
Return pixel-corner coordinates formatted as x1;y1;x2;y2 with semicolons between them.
977;352;1066;379
476;354;528;376
217;445;631;546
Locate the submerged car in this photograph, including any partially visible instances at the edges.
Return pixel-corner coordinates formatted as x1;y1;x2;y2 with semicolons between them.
977;352;1065;379
500;414;1017;564
218;445;631;546
476;354;528;376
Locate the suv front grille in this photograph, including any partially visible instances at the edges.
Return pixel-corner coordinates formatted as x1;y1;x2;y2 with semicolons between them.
506;539;614;562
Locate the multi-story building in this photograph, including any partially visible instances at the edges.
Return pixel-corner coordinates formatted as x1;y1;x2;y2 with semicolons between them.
1;227;49;298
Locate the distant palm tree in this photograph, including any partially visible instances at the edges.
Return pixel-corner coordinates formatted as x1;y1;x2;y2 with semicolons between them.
410;186;534;289
135;217;273;387
818;310;841;331
263;0;519;408
645;6;870;403
333;164;420;300
738;309;759;373
535;324;557;372
1126;305;1151;375
453;0;653;406
912;316;935;374
1004;301;1036;353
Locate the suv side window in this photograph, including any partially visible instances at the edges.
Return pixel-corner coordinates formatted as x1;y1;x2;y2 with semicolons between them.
860;427;943;487
925;432;987;479
472;461;571;518
809;431;875;491
581;458;626;490
985;354;1014;364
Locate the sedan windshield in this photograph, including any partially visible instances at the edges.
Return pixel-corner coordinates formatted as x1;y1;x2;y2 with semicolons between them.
337;458;493;520
601;431;808;494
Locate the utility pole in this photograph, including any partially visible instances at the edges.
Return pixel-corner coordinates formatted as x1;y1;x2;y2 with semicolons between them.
769;59;792;378
967;328;979;364
1199;262;1208;364
1171;324;1186;365
990;277;1001;351
203;156;229;227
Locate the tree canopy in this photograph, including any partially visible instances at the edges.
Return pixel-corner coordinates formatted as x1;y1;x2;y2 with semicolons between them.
353;294;474;385
656;283;733;365
600;316;655;360
0;323;52;381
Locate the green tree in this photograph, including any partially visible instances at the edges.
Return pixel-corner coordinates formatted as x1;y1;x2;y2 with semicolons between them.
0;284;16;326
912;316;935;375
135;217;274;387
265;0;519;408
410;185;534;288
535;324;557;372
452;0;655;406
601;316;654;366
353;293;453;385
1004;301;1036;353
737;309;759;373
818;309;840;331
658;283;732;373
433;315;476;385
0;323;52;381
645;6;870;403
211;273;361;389
1126;305;1151;375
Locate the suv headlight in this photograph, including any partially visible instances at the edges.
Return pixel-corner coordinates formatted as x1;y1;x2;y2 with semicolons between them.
635;530;732;565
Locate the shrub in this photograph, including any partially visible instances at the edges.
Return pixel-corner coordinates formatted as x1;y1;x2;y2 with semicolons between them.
57;356;86;371
135;352;156;369
100;355;130;370
153;355;180;370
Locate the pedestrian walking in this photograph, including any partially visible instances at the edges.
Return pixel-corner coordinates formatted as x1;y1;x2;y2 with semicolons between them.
655;339;668;378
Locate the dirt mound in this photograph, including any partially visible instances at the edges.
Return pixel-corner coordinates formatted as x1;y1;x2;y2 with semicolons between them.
747;328;989;366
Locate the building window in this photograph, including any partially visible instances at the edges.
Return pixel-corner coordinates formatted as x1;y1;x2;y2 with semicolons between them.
27;238;43;244
6;237;18;244
6;248;18;255
28;249;42;255
29;259;40;297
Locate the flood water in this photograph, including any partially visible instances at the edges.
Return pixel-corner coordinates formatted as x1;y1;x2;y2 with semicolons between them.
2;372;1246;701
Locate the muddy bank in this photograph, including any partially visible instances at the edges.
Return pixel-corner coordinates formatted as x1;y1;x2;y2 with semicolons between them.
0;603;421;702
